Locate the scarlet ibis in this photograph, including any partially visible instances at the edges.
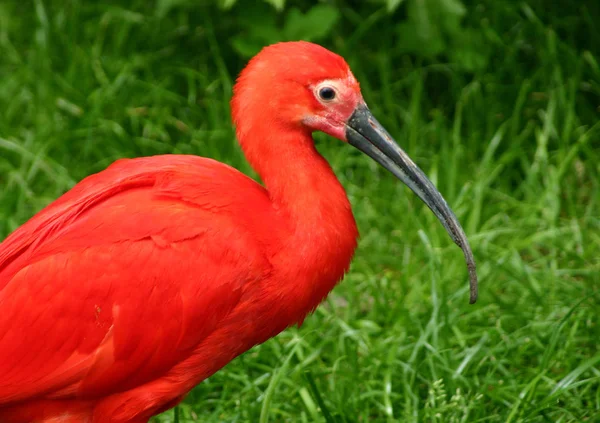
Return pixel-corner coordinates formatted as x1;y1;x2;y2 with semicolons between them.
0;41;477;422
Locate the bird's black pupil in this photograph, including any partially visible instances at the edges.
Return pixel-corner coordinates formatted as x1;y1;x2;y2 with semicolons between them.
319;87;335;100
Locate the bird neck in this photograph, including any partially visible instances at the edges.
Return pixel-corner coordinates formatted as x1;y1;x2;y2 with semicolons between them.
239;123;359;324
239;122;358;252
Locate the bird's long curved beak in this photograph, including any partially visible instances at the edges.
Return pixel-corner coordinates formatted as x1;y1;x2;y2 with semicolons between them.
346;104;478;304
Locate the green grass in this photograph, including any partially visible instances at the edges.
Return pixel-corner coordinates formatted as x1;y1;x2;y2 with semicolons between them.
1;1;599;422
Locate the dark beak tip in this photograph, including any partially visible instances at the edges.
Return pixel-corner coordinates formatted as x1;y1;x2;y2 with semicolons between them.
469;288;478;304
467;262;478;304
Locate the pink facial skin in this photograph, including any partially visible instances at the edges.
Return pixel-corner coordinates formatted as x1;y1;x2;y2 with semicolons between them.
302;73;364;142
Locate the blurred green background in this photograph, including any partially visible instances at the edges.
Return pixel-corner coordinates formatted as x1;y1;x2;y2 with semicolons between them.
0;0;599;422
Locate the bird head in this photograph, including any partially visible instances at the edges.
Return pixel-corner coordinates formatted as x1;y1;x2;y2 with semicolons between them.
232;42;362;140
231;41;478;304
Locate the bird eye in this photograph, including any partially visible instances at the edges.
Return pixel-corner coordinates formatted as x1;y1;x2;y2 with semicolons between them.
318;86;336;101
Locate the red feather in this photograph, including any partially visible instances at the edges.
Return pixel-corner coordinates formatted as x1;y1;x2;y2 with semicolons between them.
0;152;357;421
0;41;362;422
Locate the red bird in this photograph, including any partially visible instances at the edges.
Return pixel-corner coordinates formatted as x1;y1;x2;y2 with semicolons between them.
0;42;477;422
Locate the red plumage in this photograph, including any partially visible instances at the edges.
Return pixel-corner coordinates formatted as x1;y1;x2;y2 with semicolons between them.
0;41;360;422
0;152;358;421
0;40;477;422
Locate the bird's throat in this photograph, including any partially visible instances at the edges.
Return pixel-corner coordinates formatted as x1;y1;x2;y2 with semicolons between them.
242;127;355;235
240;126;359;315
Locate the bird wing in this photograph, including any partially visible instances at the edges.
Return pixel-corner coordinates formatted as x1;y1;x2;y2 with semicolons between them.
0;155;275;403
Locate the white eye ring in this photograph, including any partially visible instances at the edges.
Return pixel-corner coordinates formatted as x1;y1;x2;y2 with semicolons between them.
317;86;337;102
